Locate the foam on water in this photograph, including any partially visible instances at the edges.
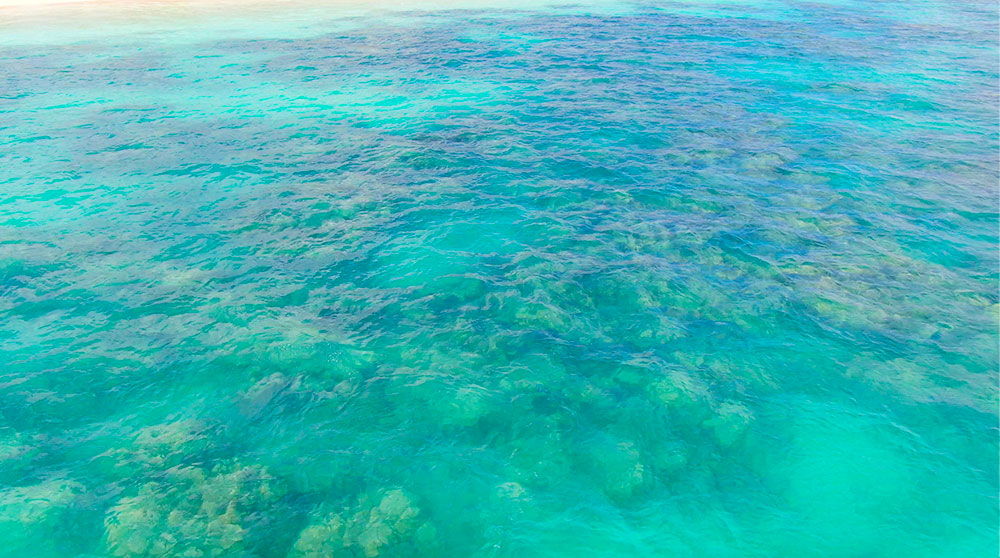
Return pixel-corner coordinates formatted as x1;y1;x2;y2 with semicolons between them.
0;0;997;556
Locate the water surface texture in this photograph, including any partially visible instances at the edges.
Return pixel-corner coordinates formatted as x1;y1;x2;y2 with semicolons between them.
1;0;998;556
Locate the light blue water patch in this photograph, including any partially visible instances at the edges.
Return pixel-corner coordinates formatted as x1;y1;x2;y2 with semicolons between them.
0;0;997;556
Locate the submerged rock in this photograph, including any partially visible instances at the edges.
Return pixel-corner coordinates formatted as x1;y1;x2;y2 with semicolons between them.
290;488;438;558
702;401;753;448
104;462;284;557
132;419;209;464
92;418;211;480
0;477;84;548
647;369;707;410
577;435;652;503
0;431;36;463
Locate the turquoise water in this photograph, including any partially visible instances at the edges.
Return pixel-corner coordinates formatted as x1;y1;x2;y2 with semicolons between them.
1;0;997;556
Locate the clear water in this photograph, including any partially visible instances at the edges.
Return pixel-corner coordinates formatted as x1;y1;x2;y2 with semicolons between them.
0;0;997;556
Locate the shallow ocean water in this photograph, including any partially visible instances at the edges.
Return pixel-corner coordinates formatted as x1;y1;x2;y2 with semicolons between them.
0;0;997;556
